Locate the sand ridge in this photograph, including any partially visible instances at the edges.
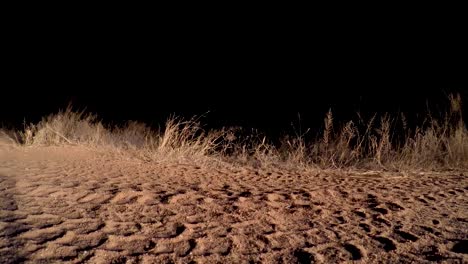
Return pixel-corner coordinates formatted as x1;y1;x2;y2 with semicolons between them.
0;145;467;263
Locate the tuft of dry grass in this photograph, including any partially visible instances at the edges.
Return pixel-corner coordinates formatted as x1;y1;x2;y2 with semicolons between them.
393;93;467;170
4;94;467;171
304;94;467;171
147;116;226;164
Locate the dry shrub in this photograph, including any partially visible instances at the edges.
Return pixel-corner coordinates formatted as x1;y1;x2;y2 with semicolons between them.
8;94;466;171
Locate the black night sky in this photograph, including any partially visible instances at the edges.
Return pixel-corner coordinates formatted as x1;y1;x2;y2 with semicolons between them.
2;17;466;138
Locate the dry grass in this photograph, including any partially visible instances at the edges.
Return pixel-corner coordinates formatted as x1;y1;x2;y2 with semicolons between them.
4;95;467;171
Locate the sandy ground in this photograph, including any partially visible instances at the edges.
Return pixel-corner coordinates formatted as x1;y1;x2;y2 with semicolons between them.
0;143;467;263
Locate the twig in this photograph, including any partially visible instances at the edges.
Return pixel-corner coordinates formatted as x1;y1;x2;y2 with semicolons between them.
46;125;75;145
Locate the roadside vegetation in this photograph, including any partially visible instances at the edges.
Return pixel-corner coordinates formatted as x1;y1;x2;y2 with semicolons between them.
2;94;466;171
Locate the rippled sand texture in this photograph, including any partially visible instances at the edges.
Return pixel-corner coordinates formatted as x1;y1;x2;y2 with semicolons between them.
0;145;467;263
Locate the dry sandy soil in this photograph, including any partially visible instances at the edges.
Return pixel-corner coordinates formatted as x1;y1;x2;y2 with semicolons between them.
0;141;467;263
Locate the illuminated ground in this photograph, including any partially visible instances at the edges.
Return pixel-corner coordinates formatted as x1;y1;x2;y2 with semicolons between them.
1;144;467;263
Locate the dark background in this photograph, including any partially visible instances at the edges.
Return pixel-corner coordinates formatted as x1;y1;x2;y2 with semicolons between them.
2;15;466;138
